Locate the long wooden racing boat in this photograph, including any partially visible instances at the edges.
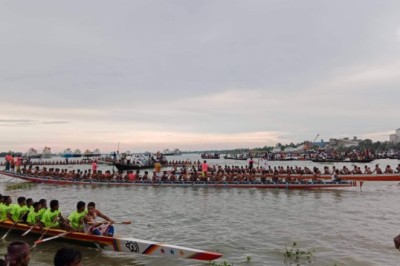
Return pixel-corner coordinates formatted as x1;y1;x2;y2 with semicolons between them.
265;173;400;181
0;171;355;189
0;220;222;261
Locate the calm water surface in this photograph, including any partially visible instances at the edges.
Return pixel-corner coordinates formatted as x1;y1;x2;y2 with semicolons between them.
0;155;399;265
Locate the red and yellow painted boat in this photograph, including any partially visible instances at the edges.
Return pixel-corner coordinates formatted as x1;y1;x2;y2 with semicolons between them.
265;173;400;181
0;220;222;261
0;171;356;189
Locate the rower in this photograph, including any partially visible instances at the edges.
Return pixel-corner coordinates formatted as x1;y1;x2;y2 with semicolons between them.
38;199;48;217
0;196;13;221
26;202;43;229
68;201;86;231
384;165;394;174
9;197;29;223
83;202;115;237
372;164;382;174
22;198;34;222
41;200;72;230
331;169;341;183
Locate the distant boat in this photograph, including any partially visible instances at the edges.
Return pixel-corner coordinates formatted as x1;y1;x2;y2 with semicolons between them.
82;149;101;158
23;148;41;159
113;153;159;171
62;148;73;158
72;149;82;158
41;147;52;159
163;149;182;156
201;153;220;159
223;154;248;160
311;158;375;163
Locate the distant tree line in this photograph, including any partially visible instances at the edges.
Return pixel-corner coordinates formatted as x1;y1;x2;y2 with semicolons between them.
194;139;400;154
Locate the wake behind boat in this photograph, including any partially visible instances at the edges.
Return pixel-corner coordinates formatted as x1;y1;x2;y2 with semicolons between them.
0;220;222;261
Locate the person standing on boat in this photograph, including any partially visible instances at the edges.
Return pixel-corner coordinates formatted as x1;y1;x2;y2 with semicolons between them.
4;153;11;171
201;160;208;179
259;158;269;171
92;161;97;173
15;156;22;173
248;158;254;170
68;201;87;231
83;202;115;237
154;160;162;178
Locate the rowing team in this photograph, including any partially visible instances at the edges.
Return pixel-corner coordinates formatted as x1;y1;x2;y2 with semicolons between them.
0;194;117;237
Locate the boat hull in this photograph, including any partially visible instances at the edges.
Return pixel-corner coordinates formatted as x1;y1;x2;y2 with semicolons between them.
113;163;154;171
265;173;400;182
0;220;222;261
0;171;355;189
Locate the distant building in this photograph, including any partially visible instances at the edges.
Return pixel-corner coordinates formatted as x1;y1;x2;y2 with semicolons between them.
389;128;400;144
312;139;329;149
328;137;360;149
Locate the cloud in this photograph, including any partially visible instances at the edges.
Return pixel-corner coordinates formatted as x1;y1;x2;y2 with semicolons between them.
0;119;69;126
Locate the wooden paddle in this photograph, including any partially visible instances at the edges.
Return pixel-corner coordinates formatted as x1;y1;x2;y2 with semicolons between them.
87;220;131;225
21;225;36;236
115;221;131;224
1;221;19;240
34;231;70;245
31;227;50;248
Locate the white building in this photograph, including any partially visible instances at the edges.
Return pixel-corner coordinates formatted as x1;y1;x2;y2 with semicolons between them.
328;137;360;149
389;128;400;143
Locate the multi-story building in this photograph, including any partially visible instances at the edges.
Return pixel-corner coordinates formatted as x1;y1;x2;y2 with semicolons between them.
389;128;400;143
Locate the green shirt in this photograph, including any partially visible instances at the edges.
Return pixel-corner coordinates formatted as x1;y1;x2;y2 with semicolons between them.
26;210;42;224
41;209;61;228
0;203;11;221
10;204;30;222
68;210;86;230
38;207;47;217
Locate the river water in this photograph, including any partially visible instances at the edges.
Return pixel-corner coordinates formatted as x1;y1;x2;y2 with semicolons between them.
0;154;399;265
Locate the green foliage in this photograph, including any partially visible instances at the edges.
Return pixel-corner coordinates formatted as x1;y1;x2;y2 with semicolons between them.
284;241;315;265
209;256;251;266
209;261;233;266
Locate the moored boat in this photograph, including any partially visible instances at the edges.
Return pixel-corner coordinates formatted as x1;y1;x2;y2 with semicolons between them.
0;220;222;261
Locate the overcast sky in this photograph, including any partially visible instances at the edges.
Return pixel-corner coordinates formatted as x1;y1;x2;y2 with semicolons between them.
1;0;400;153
